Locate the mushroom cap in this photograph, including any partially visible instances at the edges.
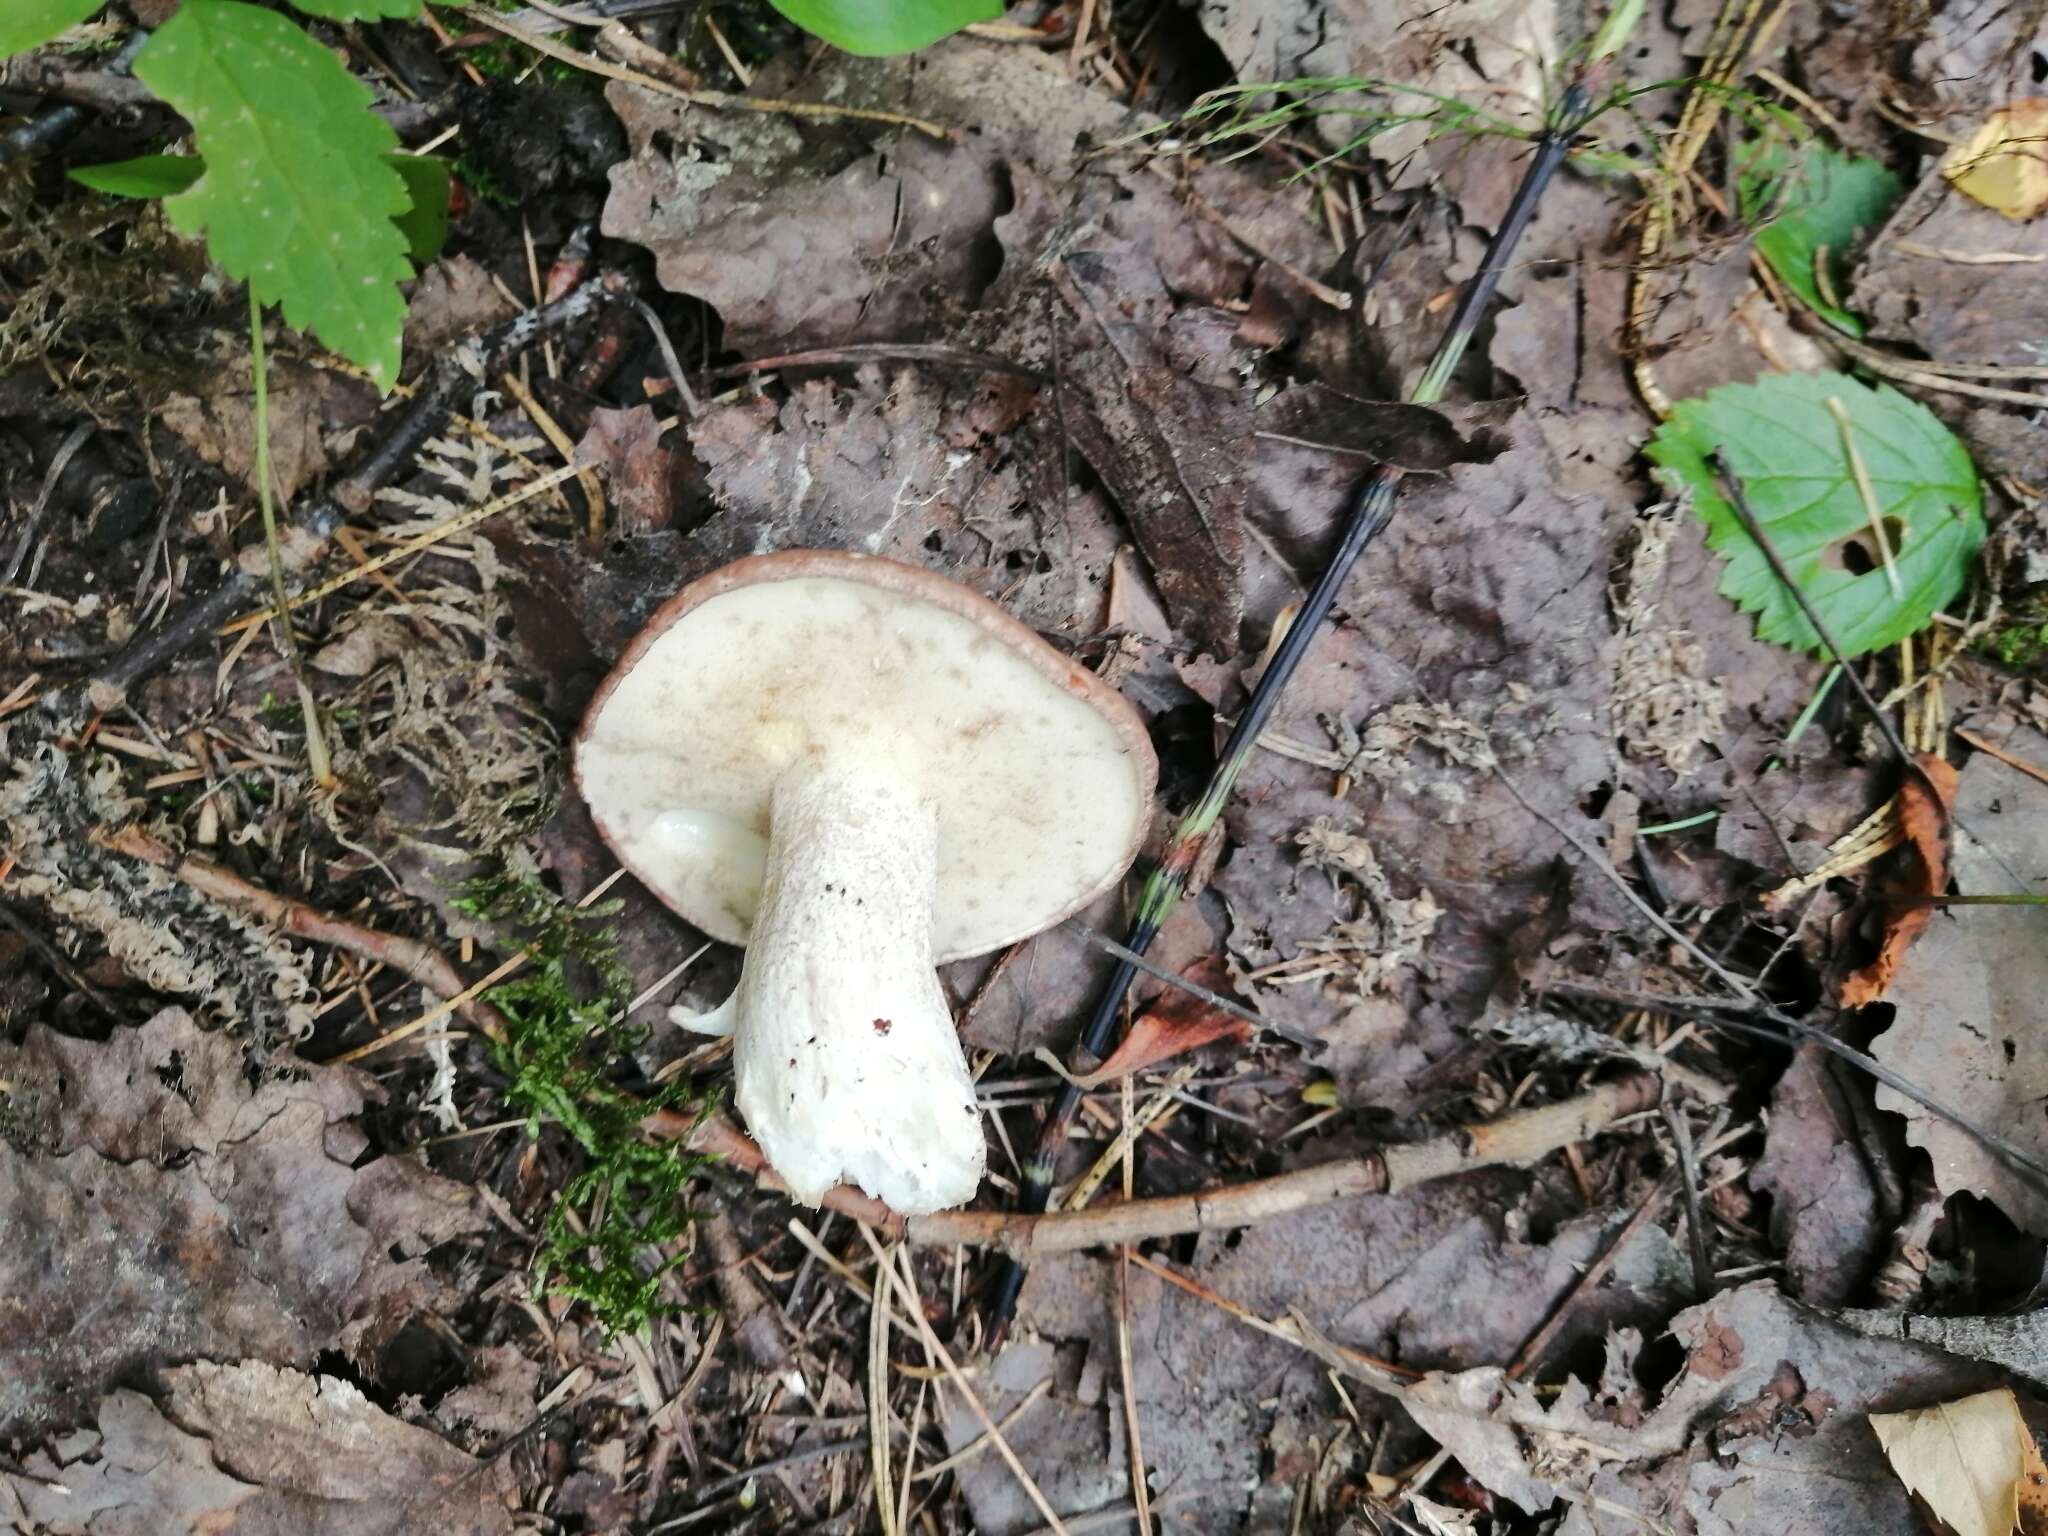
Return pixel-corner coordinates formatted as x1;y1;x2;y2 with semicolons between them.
574;551;1158;963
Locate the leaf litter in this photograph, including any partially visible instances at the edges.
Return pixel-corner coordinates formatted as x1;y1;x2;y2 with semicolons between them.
6;0;2048;1532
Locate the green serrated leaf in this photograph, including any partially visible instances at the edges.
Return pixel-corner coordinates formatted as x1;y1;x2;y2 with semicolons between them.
134;0;412;390
766;0;1000;56
1646;372;1983;658
282;0;421;20
0;0;104;60
386;153;451;265
70;153;205;198
1739;137;1902;338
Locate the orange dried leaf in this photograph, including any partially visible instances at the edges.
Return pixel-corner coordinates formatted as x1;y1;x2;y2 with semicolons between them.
1841;752;1960;1007
1075;956;1252;1087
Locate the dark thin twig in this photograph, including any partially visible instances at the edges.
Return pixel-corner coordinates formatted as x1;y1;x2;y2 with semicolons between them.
1662;1101;1714;1299
985;63;1616;1342
630;298;700;418
703;342;1045;385
0;30;148;166
1058;916;1319;1048
69;275;624;714
1507;1174;1678;1379
1711;453;1912;768
1047;291;1073;534
2;423;94;586
0;900;122;1019
661;1438;867;1517
1493;765;2048;1190
1538;981;1758;1017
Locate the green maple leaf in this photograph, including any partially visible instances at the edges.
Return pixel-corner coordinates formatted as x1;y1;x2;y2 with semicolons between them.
1646;373;1983;658
0;0;105;59
134;0;413;390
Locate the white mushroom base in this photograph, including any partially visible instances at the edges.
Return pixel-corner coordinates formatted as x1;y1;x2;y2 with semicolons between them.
676;759;986;1215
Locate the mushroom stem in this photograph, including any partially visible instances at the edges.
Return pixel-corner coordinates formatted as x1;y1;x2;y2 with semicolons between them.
720;757;986;1215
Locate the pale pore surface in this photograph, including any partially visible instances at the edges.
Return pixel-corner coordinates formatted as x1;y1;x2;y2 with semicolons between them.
576;575;1149;960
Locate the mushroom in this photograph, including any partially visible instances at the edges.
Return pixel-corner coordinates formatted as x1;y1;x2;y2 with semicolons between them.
575;551;1157;1215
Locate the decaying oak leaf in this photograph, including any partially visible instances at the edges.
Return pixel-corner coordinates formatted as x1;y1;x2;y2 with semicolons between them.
574;405;677;536
0;1362;517;1535
0;1009;483;1433
1944;101;2048;222
1871;1387;2041;1536
1065;956;1253;1088
1871;723;2048;1234
1841;753;1959;1007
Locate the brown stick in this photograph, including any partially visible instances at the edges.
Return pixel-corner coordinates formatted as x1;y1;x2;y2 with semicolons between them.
107;827;1671;1255
1506;1173;1677;1380
98;825;515;1041
653;1072;1668;1257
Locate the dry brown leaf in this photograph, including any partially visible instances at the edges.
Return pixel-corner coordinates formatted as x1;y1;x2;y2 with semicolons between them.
161;356;377;505
574;404;677;535
1871;724;2048;1234
0;1010;483;1433
1;1363;517;1534
1872;1387;2034;1536
1070;956;1253;1088
1944;101;2048;221
1841;753;1959;1007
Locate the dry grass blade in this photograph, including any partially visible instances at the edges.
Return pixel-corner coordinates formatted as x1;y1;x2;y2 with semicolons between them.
457;5;951;139
869;1243;899;1535
854;1224;1071;1536
220;462;582;634
911;1379;1053;1483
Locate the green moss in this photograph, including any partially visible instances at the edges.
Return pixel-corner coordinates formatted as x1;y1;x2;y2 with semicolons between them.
450;150;516;209
1982;620;2048;672
458;871;705;1335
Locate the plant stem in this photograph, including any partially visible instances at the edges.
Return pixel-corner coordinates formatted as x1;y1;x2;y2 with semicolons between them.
985;60;1622;1339
249;291;336;789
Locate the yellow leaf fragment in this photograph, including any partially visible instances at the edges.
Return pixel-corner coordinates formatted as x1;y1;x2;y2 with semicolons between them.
1943;100;2048;222
1871;1387;2034;1536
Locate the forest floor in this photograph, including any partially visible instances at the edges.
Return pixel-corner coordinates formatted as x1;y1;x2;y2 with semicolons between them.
5;0;2048;1532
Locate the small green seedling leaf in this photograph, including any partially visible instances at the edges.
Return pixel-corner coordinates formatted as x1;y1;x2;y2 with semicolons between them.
386;153;451;265
1647;372;1983;658
70;153;205;198
1739;137;1901;337
766;0;1000;56
0;0;104;60
283;0;421;17
134;0;413;391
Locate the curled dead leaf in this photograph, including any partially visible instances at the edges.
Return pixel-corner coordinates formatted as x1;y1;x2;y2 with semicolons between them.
1944;101;2048;222
1872;1386;2044;1536
1841;752;1959;1007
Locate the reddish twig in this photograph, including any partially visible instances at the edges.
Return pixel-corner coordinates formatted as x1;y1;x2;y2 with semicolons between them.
98;825;514;1040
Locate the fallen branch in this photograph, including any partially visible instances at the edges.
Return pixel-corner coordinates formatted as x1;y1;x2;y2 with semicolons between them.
100;831;1679;1261
654;1071;1671;1257
988;21;1640;1332
1837;1308;2048;1388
